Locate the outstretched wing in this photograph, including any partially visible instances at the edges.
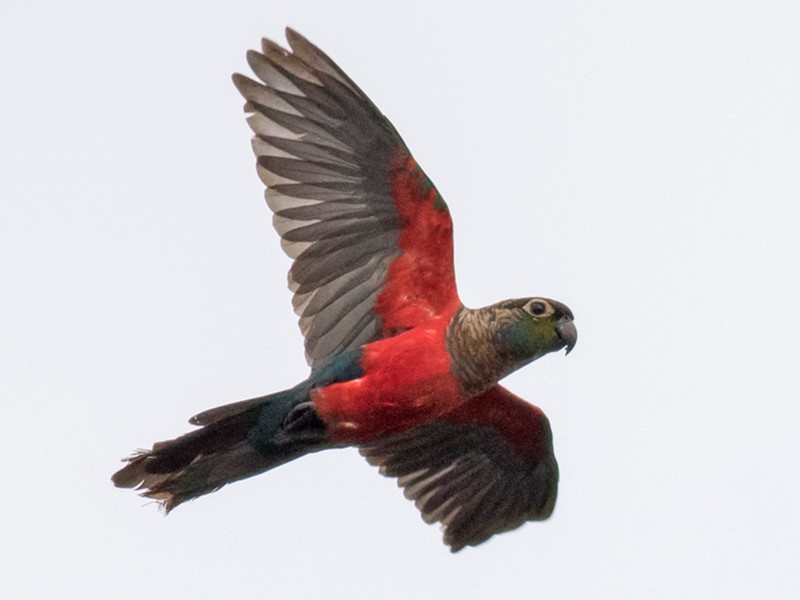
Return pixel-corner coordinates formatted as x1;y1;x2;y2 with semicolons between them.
233;29;458;370
359;386;558;552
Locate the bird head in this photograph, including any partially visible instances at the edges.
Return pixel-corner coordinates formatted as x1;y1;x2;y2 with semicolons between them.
447;298;577;396
498;297;577;365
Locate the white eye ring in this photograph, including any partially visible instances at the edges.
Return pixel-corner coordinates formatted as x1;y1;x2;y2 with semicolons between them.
525;299;552;317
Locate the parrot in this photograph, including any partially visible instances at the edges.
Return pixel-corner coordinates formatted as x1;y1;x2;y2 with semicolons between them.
112;28;577;553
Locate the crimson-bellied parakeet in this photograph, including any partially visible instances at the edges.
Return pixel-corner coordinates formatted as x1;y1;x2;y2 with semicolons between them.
112;28;577;552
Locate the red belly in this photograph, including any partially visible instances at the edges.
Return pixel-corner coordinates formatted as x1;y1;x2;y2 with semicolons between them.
313;313;466;442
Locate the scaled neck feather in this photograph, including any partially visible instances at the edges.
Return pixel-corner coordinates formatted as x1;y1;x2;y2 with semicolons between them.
446;303;527;396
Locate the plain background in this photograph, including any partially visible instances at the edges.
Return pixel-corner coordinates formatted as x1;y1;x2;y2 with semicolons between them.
2;1;798;598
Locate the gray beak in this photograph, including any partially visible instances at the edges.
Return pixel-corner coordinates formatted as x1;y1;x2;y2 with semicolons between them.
556;317;577;355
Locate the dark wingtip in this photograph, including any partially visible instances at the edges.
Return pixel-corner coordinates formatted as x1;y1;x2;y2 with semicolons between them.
231;72;247;89
284;27;306;48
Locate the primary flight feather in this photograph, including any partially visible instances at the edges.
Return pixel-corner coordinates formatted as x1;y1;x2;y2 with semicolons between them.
112;28;577;553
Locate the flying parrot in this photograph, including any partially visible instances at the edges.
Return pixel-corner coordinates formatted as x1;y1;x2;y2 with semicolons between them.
112;28;577;553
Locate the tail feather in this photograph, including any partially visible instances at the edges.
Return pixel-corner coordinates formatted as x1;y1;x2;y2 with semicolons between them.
112;390;327;511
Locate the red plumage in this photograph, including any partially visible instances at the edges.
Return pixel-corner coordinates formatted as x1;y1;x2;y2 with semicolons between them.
112;28;571;553
315;301;463;442
376;153;458;333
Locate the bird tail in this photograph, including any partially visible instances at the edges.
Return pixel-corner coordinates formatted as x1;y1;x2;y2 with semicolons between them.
111;388;328;511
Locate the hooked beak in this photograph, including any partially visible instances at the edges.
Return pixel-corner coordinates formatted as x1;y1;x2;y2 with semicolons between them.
556;317;577;355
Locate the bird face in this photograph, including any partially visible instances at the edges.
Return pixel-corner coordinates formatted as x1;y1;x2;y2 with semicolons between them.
445;297;577;396
499;298;577;366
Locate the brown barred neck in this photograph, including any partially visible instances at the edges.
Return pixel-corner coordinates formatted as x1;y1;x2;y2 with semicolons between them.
445;302;530;397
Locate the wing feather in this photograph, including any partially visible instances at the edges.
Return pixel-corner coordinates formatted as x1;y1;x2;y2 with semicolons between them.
359;386;558;552
234;29;458;369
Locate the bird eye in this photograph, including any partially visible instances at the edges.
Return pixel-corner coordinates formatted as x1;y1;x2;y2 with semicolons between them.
526;300;549;316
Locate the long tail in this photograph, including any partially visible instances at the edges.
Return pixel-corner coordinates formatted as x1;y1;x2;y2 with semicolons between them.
111;388;329;511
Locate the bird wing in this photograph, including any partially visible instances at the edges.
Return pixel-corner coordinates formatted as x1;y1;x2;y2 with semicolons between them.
359;385;558;552
234;29;459;370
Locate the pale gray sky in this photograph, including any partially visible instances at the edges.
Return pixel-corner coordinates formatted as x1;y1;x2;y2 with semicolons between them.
2;1;799;598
